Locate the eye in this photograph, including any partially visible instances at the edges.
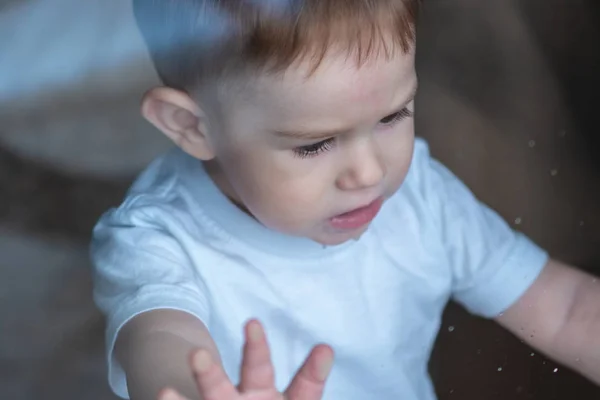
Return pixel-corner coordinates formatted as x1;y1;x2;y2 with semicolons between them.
293;138;335;158
380;107;414;126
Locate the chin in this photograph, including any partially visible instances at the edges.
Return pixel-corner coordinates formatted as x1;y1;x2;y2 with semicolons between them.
313;226;369;246
315;237;349;246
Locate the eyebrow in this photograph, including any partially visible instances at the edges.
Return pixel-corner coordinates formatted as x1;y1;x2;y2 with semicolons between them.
272;82;418;140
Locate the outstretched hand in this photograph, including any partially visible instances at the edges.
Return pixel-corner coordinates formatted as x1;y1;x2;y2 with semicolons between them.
158;320;334;400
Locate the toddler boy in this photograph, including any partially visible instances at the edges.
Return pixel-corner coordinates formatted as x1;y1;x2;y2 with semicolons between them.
91;0;600;399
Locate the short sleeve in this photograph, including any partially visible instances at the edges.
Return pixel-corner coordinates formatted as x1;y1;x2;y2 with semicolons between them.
90;200;210;399
411;140;549;318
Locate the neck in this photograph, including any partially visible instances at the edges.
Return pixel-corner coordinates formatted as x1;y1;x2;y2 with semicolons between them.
203;160;252;215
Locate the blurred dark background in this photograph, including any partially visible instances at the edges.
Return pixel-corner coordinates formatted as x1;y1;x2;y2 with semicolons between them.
1;0;599;399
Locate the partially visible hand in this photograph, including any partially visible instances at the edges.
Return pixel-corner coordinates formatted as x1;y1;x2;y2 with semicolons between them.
158;320;334;400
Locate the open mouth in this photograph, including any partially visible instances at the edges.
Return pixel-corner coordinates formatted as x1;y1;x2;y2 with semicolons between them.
329;197;384;231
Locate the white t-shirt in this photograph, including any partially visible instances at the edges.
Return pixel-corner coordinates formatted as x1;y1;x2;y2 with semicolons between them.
91;138;548;400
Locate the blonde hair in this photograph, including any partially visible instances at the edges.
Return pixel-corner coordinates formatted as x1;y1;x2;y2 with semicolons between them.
133;0;419;92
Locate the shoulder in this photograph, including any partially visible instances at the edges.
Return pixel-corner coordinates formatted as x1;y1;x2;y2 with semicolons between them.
384;137;441;216
377;136;474;242
390;137;476;217
92;148;214;248
402;137;452;193
373;138;443;241
124;147;193;212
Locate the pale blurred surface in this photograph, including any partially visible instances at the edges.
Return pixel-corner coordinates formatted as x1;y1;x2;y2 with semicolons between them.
1;0;599;399
0;0;170;178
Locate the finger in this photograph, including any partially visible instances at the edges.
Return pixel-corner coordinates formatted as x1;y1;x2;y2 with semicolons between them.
285;344;334;400
189;348;238;400
238;319;276;392
157;388;189;400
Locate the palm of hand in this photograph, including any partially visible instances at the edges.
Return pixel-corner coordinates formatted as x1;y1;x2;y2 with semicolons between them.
159;320;334;400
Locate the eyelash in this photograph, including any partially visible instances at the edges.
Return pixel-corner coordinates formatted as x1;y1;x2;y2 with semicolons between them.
293;107;413;159
293;138;335;158
380;107;414;125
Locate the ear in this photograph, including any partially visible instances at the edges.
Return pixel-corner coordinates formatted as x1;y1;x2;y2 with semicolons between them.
141;87;215;160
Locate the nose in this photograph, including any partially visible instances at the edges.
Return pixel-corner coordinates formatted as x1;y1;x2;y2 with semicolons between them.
336;137;386;191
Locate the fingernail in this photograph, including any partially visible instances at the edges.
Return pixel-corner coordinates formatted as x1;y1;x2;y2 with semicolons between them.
193;349;212;373
317;358;333;381
248;321;263;342
160;389;181;400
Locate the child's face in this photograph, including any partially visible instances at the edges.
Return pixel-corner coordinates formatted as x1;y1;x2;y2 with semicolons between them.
207;49;417;245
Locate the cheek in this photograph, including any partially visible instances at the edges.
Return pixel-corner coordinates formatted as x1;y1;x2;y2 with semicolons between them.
224;150;331;226
247;179;329;233
380;123;415;183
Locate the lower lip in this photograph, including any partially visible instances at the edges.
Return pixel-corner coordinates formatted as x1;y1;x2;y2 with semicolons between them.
329;198;384;231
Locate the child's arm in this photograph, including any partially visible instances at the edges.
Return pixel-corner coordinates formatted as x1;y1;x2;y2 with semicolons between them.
115;309;221;400
496;259;600;384
114;309;334;400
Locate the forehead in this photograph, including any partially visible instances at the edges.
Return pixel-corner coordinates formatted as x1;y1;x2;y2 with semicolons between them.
228;49;417;128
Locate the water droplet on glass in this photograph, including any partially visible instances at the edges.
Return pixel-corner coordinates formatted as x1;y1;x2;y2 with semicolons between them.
528;140;536;148
516;386;524;394
550;169;558;176
477;349;482;355
497;367;503;372
530;352;535;357
449;389;454;394
448;326;455;332
514;217;522;225
553;368;559;373
592;279;597;284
